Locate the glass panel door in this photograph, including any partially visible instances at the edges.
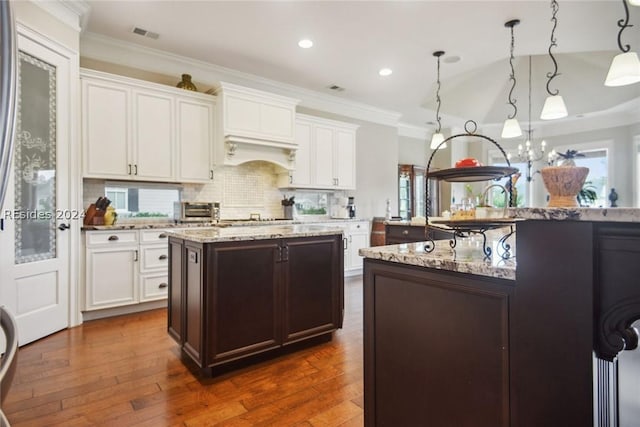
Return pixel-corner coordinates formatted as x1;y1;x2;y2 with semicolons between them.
14;51;56;264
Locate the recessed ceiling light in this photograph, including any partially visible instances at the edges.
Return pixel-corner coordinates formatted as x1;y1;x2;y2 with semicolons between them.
298;39;313;49
379;68;393;77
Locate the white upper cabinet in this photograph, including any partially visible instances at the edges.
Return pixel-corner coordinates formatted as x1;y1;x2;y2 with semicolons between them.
82;78;131;179
214;82;300;170
280;114;359;190
132;90;174;180
176;97;216;183
81;69;216;183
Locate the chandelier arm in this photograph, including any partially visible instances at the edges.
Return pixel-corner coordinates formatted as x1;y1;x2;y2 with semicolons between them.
617;0;632;53
545;0;561;96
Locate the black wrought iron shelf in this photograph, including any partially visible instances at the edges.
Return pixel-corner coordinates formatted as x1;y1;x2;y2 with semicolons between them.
425;120;520;260
427;166;519;182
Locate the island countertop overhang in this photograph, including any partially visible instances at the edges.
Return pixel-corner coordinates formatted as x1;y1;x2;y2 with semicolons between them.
165;224;345;243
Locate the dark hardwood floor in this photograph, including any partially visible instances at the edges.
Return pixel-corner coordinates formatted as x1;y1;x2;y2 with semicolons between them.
4;276;364;426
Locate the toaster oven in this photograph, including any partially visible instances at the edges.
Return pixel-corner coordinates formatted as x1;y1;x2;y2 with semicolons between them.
174;202;220;222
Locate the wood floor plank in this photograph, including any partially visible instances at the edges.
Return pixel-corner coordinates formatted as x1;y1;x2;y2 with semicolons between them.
4;277;364;426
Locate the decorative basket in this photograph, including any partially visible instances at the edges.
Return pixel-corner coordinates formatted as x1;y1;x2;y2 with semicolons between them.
541;166;589;207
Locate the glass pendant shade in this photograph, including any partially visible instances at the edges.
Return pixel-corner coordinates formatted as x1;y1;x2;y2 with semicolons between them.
501;118;523;138
605;51;640;87
430;132;446;149
540;95;568;120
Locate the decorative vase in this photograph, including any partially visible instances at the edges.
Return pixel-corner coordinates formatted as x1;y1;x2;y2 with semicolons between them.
541;165;589;208
176;74;197;91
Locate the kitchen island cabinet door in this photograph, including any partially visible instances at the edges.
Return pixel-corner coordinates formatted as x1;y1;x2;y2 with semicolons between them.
364;259;513;427
282;235;343;344
206;240;282;364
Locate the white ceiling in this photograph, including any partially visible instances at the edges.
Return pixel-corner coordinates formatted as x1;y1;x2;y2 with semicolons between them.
82;0;640;131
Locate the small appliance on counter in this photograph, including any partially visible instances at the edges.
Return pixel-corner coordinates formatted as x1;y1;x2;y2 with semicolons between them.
347;197;356;219
174;201;220;223
330;197;350;219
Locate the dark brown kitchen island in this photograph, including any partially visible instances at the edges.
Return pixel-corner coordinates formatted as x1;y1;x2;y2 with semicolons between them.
361;208;640;427
166;225;344;375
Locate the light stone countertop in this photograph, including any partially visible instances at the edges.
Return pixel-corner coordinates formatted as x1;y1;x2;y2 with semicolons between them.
509;207;640;222
82;217;367;231
164;224;345;243
359;236;516;281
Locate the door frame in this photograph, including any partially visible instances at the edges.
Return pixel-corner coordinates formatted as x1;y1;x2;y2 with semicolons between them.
15;22;82;330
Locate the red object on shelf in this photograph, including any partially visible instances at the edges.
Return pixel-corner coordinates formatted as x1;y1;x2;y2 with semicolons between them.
455;158;482;168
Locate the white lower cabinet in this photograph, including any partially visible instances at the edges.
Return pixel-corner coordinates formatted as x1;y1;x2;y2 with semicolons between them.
345;221;370;271
85;229;168;311
316;220;369;274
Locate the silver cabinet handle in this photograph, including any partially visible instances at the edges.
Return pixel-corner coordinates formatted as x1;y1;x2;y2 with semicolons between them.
128;164;132;175
108;235;119;241
158;283;168;289
158;254;168;260
134;164;138;175
134;250;138;262
158;233;167;239
402;230;409;235
210;170;214;180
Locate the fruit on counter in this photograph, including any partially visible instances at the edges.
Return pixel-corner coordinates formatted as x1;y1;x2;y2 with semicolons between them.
455;158;482;168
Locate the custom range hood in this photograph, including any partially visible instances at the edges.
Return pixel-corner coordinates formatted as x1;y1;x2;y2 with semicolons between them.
212;82;300;171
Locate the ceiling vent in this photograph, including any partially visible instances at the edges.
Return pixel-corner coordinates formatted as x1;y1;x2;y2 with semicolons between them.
131;26;159;40
327;84;345;92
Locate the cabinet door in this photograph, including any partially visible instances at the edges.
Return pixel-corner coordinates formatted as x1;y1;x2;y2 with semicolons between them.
85;247;138;310
334;129;356;189
176;97;215;183
282;236;343;343
347;230;369;271
133;90;174;180
291;120;312;186
82;78;130;178
313;125;336;187
207;241;281;364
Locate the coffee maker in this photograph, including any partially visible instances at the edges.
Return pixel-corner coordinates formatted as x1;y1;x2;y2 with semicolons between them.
347;197;356;218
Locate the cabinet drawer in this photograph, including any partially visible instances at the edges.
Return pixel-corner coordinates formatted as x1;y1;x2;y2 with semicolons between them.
140;273;169;302
86;230;138;246
141;245;169;272
140;229;170;243
385;225;426;242
348;221;369;233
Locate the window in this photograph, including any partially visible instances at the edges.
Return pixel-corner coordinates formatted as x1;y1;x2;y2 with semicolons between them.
488;151;528;207
571;149;608;207
104;182;181;219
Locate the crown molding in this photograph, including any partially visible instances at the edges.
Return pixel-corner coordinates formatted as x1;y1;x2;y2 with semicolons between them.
398;122;430;140
80;32;403;127
31;0;90;33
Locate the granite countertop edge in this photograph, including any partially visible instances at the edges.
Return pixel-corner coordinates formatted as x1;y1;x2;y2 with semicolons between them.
164;225;345;243
508;207;640;222
359;242;516;281
81;217;369;231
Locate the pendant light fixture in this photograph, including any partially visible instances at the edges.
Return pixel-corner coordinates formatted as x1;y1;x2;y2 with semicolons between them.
605;0;640;86
430;51;447;150
502;19;523;139
540;0;568;120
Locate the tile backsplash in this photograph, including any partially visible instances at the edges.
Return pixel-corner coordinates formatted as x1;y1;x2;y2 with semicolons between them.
83;161;333;220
